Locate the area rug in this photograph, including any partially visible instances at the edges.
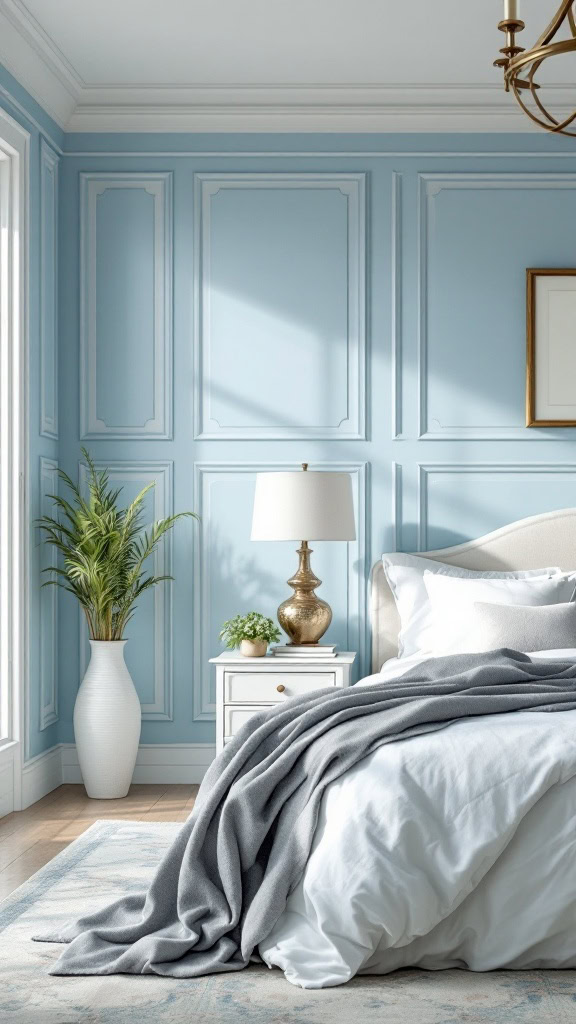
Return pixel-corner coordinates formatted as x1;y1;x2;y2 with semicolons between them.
1;821;576;1024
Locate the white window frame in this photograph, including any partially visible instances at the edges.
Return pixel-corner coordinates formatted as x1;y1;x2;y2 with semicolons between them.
0;107;29;812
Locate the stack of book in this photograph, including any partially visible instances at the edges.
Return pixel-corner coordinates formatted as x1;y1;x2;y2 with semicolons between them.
270;644;338;658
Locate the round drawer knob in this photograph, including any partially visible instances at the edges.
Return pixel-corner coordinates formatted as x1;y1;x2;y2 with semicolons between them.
276;684;286;693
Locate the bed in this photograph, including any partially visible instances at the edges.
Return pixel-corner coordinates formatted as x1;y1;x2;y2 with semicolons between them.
44;509;576;988
259;509;576;987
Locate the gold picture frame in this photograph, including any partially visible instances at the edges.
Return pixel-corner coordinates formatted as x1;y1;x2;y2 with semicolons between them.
526;267;576;427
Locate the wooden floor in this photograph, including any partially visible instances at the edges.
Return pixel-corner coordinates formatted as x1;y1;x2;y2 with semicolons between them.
0;783;198;902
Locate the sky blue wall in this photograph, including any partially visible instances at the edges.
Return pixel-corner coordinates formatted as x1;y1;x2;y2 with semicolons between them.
56;130;576;746
4;59;576;752
0;66;63;759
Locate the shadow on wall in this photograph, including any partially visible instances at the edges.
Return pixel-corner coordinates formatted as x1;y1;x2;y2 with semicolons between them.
203;529;357;670
204;525;281;643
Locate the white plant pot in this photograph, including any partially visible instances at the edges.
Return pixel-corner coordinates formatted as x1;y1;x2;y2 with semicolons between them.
73;640;141;799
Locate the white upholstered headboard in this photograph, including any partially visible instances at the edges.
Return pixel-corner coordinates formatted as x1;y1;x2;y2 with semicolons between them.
371;508;576;673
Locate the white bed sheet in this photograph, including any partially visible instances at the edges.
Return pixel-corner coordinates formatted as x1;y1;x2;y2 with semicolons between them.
259;650;576;988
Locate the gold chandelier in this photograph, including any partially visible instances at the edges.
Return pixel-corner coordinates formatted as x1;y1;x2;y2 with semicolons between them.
495;0;576;135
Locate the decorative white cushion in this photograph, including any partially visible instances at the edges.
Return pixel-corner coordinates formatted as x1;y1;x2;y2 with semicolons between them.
433;600;576;656
424;572;576;657
381;551;563;658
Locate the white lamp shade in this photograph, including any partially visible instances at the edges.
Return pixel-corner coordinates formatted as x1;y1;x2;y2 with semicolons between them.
251;471;356;542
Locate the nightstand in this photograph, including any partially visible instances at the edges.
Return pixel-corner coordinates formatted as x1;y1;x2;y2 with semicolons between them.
210;652;356;754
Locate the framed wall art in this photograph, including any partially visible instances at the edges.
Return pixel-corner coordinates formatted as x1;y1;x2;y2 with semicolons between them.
527;268;576;427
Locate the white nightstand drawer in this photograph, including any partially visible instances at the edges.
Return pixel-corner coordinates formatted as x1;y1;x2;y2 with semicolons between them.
224;704;269;737
224;671;335;703
211;652;356;756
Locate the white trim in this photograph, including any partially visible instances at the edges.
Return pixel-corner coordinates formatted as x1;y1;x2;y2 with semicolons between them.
21;744;62;808
39;138;58;439
0;107;29;813
418;172;576;442
418;462;576;551
20;743;216;805
62;149;576;159
64;101;557;134
79;173;173;440
0;5;76;129
193;173;366;441
60;743;215;786
61;85;576;134
39;458;58;730
391;171;402;439
0;6;573;137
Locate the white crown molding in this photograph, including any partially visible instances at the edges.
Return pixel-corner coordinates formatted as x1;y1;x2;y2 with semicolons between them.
66;88;569;134
0;4;77;128
1;3;575;134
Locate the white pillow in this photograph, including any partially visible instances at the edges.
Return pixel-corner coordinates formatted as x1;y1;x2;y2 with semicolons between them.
424;572;576;657
433;600;576;656
381;551;563;658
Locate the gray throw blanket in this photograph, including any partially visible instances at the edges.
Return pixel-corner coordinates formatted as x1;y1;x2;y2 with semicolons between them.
37;649;576;978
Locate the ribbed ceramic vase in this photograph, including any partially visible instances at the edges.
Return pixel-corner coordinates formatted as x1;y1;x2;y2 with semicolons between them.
73;640;141;799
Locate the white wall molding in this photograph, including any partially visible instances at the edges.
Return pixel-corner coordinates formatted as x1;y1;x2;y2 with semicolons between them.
21;744;62;808
193;172;366;441
39;138;58;439
193;461;368;721
39;457;58;730
62;149;576;159
418;173;576;443
391;171;403;439
79;172;173;440
19;742;216;805
60;743;216;786
418;462;576;551
78;460;174;722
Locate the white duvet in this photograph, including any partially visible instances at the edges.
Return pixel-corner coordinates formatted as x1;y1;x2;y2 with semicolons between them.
259;650;576;988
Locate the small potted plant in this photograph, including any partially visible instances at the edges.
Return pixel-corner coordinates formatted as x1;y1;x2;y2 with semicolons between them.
219;612;281;658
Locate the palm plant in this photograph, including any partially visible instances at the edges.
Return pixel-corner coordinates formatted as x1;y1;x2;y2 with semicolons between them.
38;448;197;641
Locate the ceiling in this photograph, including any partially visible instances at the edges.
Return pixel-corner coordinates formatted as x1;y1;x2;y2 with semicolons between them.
0;0;573;132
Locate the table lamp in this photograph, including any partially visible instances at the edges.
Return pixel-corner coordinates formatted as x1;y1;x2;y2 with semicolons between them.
250;464;356;645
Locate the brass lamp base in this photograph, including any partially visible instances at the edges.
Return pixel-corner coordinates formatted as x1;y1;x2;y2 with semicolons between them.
277;541;332;645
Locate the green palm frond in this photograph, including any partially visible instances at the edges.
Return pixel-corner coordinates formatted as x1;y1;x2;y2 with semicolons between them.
37;447;198;641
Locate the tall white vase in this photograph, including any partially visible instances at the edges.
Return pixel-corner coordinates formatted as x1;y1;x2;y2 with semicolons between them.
74;640;141;799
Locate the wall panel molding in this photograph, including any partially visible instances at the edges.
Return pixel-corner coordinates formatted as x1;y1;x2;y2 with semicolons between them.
78;460;174;721
193;461;368;721
418;173;576;441
39;458;58;730
193;173;366;440
391;172;403;439
79;172;173;439
418;462;576;550
39;138;59;439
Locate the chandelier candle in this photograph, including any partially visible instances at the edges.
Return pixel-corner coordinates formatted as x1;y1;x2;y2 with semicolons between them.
494;0;576;135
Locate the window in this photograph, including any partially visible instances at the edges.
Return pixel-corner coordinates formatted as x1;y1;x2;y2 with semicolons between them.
0;108;28;812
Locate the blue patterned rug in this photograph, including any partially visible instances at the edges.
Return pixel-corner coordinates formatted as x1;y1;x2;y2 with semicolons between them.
1;819;575;1023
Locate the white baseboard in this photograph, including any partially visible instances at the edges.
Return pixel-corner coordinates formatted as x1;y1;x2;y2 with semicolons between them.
60;743;216;785
20;743;216;807
22;745;63;809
